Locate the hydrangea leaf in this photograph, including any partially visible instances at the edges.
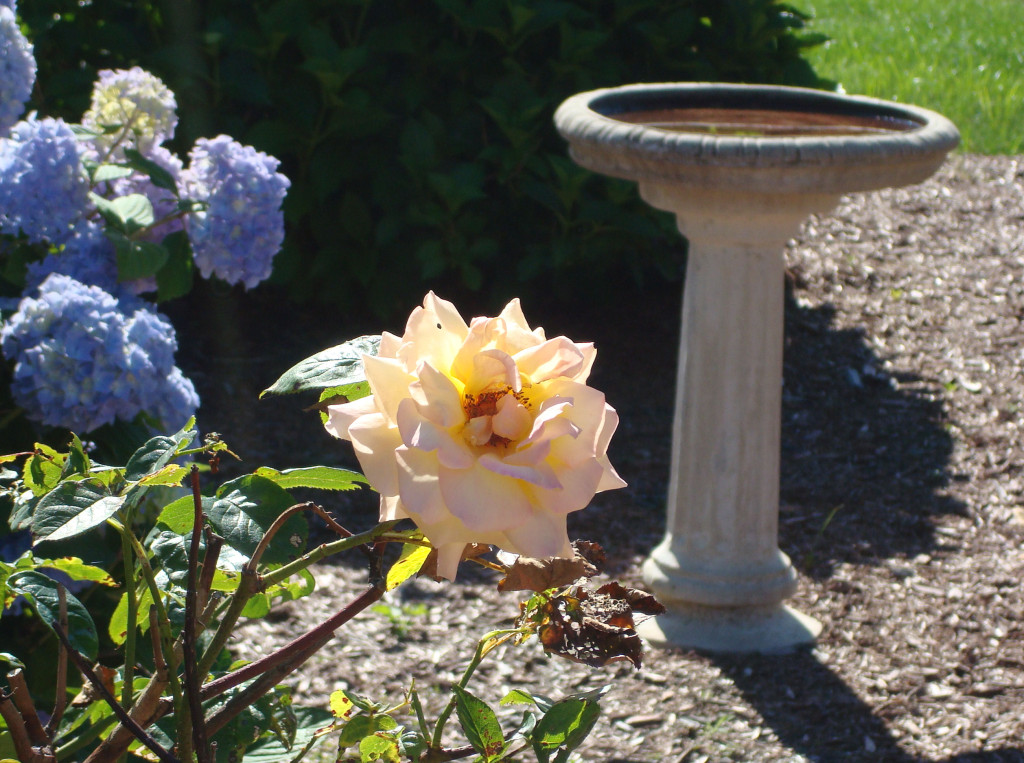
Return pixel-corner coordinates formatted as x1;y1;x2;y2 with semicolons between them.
31;480;124;543
124;148;179;192
112;235;169;281
8;570;99;660
155;230;195;302
91;164;134;183
260;335;381;398
90;192;155;233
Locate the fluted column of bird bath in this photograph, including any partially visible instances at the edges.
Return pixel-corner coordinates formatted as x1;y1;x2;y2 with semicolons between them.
555;83;958;652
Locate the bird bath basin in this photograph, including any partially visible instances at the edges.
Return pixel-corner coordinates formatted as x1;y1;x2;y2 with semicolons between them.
555;83;958;652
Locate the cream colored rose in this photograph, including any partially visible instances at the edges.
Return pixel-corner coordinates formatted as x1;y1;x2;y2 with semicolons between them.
325;292;626;580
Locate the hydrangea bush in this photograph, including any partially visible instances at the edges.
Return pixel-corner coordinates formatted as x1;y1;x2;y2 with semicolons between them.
0;295;661;762
0;7;290;442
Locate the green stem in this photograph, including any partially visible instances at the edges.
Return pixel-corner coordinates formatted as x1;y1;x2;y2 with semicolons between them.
54;714;117;760
430;629;523;750
119;530;138;713
261;522;398;588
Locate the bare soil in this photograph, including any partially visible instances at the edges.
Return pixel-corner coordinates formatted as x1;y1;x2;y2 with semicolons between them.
173;153;1024;762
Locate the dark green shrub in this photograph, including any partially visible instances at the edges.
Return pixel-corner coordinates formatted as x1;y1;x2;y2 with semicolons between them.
23;0;829;316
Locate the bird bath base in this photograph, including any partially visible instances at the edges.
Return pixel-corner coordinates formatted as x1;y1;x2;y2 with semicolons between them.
556;83;958;653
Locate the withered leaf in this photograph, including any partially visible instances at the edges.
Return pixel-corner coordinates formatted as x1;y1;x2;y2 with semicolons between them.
595;581;666;616
71;664;118;707
571;540;607;569
497;553;598;593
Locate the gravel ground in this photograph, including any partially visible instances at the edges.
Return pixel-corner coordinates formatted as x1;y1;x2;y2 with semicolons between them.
176;153;1024;762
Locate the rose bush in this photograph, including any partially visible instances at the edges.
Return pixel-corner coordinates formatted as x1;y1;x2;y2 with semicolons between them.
324;292;626;579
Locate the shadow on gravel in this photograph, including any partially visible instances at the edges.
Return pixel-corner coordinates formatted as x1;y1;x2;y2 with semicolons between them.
779;286;966;578
716;650;1024;763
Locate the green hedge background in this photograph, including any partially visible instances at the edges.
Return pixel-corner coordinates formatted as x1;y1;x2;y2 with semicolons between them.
22;0;829;316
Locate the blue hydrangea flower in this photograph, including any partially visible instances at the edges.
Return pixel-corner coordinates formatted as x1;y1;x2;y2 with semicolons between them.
0;6;34;135
181;135;290;289
0;117;92;246
24;225;120;294
0;1;17;13
82;67;177;159
0;274;199;433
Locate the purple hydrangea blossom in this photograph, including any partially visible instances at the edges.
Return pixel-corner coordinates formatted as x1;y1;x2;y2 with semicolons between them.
0;274;199;433
82;67;177;159
0;117;92;246
181;135;290;289
0;6;34;135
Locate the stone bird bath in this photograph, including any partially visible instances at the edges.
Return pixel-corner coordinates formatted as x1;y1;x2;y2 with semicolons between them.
555;83;959;652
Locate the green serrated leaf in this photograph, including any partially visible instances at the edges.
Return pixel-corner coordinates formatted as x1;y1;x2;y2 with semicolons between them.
41;557;116;587
209;475;306;564
500;689;536;706
155;493;209;534
253;466;367;492
9;570;99;660
24;446;65;497
31;480;124;543
137;463;189;487
531;698;600;761
260;335;381;398
359;733;400;763
125;420;197;481
385;543;431;591
108;585;154;646
453;685;504;761
338;715;374;748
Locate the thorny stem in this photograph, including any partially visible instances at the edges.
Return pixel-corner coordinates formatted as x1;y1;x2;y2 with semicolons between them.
0;692;41;762
183;466;211;763
50;618;179;763
430;629;525;752
6;668;48;747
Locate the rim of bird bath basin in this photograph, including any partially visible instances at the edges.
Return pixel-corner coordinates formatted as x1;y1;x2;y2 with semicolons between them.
554;82;960;203
554;83;959;653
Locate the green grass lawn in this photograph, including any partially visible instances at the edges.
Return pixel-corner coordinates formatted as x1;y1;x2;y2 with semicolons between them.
802;0;1024;155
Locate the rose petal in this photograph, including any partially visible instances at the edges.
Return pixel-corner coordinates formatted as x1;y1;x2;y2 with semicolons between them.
379;331;402;359
396;446;447;524
379;494;408;522
347;413;403;496
410;360;465;427
498;298;546;350
396;399;475;469
399;293;468;373
528;457;604;515
492;395;532;441
324;395;377;440
439;462;532;532
362;354;415;425
478;452;562;489
513;337;586;383
467;349;521;394
503;511;573;559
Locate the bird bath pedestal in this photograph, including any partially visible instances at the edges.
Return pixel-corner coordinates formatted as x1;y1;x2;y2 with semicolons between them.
555;83;958;652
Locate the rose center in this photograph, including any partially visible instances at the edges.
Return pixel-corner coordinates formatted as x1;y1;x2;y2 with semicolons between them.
462;387;532;448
